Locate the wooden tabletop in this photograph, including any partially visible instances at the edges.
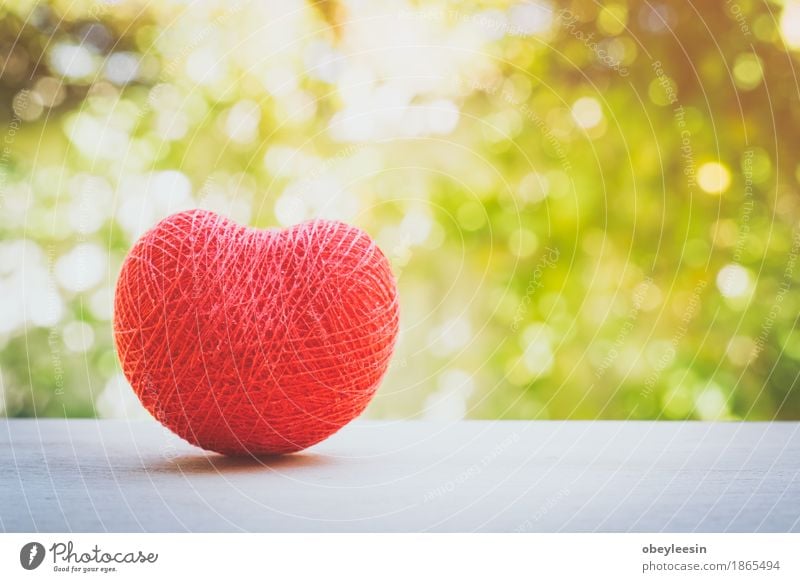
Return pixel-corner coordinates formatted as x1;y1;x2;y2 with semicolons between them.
1;419;798;532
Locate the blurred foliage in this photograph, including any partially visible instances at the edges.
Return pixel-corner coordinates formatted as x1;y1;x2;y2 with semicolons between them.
1;0;800;422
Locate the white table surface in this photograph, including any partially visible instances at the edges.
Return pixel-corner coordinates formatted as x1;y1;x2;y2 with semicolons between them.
1;419;798;532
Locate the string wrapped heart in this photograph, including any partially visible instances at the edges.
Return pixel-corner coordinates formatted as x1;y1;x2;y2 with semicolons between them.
114;209;399;455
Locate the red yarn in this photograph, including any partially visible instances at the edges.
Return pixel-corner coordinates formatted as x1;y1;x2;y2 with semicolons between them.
113;209;399;455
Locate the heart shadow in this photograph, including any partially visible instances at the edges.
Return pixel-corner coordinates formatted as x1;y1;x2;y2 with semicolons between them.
147;451;332;475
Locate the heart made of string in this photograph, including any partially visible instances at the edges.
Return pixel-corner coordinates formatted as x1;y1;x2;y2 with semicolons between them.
114;209;399;455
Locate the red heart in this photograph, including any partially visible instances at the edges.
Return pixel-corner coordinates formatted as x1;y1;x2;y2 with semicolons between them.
113;209;399;455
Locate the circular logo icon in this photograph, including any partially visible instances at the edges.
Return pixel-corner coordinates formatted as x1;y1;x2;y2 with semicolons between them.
20;542;46;570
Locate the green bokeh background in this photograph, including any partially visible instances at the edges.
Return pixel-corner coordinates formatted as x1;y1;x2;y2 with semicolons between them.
1;0;799;421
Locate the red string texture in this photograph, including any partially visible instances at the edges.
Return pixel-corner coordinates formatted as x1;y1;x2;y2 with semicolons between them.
113;209;399;455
